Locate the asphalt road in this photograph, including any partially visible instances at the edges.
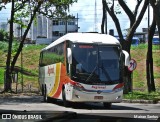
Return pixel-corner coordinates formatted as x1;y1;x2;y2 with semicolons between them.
0;95;160;122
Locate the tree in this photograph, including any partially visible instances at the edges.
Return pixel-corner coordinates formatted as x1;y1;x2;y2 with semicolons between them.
145;0;160;92
1;0;77;92
102;0;149;93
146;11;156;92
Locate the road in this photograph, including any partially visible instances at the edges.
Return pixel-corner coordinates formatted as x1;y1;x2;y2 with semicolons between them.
0;95;160;122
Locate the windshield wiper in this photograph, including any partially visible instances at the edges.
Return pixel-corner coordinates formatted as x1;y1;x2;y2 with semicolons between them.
85;65;98;83
100;63;112;81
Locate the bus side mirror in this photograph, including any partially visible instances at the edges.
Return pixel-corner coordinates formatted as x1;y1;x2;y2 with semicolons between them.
122;50;130;66
67;48;72;64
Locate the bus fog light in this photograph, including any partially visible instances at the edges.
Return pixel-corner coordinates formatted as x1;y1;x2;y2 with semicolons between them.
116;96;121;99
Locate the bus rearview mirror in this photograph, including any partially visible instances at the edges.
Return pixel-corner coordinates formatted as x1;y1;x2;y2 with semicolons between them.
67;48;72;64
122;50;130;66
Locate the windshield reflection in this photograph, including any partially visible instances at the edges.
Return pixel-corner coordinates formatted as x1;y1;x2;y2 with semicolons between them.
72;44;121;85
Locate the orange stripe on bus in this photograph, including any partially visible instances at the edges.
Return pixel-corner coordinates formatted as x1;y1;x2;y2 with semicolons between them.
53;64;68;98
48;63;61;97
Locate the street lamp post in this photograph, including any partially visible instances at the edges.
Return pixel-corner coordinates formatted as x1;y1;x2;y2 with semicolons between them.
105;11;107;34
20;17;23;92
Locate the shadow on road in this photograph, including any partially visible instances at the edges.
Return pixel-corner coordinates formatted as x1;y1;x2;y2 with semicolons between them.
49;99;143;111
0;95;42;105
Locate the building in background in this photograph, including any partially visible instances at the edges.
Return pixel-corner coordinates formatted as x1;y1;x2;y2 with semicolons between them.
34;14;79;44
0;14;79;44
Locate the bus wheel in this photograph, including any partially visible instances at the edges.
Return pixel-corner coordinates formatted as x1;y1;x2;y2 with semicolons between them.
62;88;69;107
41;85;44;96
103;102;112;109
43;85;48;102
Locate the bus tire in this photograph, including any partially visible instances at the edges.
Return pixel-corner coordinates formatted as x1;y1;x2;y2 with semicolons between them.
62;88;69;107
41;85;44;96
103;102;112;109
43;85;48;102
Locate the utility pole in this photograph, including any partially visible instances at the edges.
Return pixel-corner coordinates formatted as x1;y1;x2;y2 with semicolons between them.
105;12;107;34
20;17;23;92
65;12;68;34
94;0;98;32
77;13;79;32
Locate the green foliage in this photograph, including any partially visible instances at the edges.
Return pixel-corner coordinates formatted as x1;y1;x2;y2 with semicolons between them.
0;30;9;42
154;58;160;67
123;91;160;101
38;0;77;18
131;43;148;50
12;42;19;56
41;52;64;66
133;81;145;88
131;44;160;50
154;72;160;79
0;41;8;51
0;68;4;85
153;45;160;50
24;44;46;50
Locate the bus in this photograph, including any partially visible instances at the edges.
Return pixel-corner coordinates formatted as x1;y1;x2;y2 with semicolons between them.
39;33;130;108
152;35;160;45
115;36;140;46
131;37;140;46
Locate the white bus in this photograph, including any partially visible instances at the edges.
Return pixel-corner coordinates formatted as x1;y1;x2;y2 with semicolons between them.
39;33;130;108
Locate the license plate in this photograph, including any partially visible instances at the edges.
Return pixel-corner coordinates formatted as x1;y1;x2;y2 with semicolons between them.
94;96;103;100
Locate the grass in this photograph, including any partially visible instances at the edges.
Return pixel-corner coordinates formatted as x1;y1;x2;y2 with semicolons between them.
131;44;160;91
0;68;4;85
123;91;160;101
0;43;46;89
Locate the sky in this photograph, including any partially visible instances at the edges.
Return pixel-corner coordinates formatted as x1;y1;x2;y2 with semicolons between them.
0;0;153;35
69;0;153;35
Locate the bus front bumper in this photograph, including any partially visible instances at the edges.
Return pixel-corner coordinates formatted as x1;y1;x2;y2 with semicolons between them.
69;89;123;103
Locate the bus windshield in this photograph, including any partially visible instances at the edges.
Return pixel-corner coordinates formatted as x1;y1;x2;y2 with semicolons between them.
72;44;121;85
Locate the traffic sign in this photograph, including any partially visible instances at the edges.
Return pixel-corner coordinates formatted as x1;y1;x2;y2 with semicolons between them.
128;59;137;72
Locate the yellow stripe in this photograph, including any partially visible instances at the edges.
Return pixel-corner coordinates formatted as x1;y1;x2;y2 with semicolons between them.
48;63;61;97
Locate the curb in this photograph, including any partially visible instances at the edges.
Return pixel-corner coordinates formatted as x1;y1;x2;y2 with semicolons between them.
122;99;160;104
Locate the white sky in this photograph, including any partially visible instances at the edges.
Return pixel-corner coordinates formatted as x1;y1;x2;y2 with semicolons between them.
69;0;153;35
0;0;153;35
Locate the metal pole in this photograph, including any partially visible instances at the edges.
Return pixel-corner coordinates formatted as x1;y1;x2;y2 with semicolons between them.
65;12;67;34
105;12;107;34
77;13;79;32
148;3;150;28
20;18;23;92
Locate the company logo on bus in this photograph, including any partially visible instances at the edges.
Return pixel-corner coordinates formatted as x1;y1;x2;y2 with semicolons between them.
79;45;93;48
91;85;106;89
48;66;54;76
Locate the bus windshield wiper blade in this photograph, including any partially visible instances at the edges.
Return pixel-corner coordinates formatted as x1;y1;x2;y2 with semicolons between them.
100;63;111;81
85;65;98;83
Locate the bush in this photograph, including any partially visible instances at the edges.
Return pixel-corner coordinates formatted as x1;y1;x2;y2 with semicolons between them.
0;68;4;85
0;29;9;42
0;41;8;51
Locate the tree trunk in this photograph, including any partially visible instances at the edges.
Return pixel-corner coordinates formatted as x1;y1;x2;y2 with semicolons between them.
4;0;15;92
146;11;156;93
123;40;132;94
11;1;42;72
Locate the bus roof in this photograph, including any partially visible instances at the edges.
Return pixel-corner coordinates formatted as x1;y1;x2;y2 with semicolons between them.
42;33;120;51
